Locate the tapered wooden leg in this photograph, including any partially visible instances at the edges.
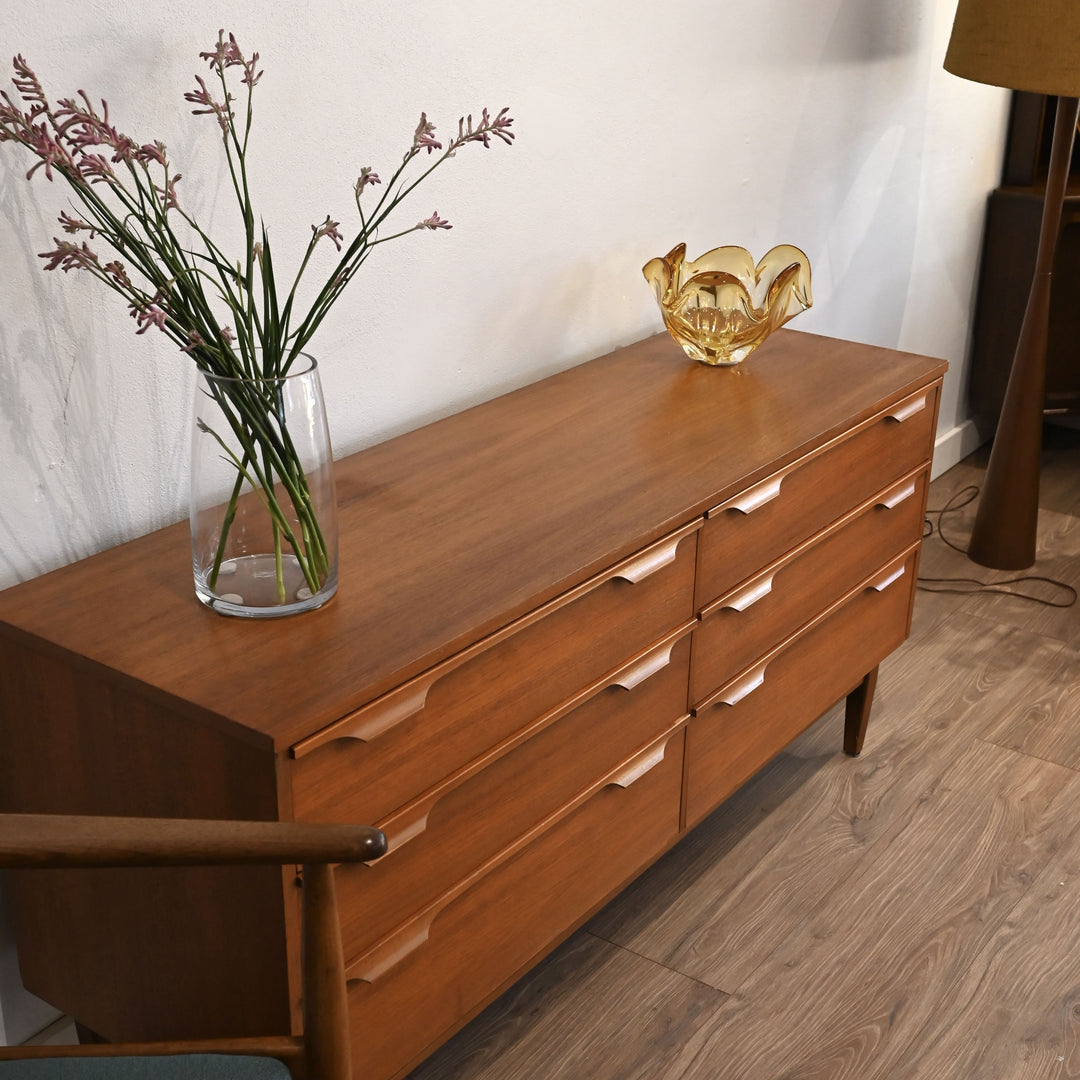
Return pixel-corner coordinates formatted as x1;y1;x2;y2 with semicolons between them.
844;666;878;756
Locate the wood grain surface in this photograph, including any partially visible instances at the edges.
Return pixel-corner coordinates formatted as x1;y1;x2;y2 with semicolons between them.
399;429;1080;1080
881;814;1080;1078
671;738;1080;1080
407;931;727;1080
0;330;945;750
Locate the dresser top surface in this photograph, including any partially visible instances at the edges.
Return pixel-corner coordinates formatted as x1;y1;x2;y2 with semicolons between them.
0;330;946;750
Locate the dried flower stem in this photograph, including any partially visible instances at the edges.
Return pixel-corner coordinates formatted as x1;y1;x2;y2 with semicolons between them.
1;35;513;600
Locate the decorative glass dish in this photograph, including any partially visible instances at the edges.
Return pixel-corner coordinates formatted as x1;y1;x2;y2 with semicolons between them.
643;243;812;366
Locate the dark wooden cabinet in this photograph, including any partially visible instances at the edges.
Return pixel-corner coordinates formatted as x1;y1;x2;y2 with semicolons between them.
969;93;1080;419
0;330;945;1080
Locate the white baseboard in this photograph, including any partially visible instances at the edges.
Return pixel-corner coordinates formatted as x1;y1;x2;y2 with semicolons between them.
931;418;986;479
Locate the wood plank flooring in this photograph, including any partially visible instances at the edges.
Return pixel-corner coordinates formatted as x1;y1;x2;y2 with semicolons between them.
407;426;1080;1080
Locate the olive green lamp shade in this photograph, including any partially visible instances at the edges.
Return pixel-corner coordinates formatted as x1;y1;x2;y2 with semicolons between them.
945;0;1080;96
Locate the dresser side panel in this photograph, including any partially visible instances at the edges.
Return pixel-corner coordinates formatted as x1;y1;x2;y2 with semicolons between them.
0;639;292;1041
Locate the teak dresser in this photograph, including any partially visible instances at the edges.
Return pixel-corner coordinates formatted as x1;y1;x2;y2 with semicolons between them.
0;330;945;1079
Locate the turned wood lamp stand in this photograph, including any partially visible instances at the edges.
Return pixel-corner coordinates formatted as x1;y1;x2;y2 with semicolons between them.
946;0;1080;570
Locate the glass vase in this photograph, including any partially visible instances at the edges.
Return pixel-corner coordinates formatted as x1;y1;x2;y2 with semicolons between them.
190;356;338;617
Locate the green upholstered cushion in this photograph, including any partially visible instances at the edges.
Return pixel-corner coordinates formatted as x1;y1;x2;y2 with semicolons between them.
0;1055;292;1079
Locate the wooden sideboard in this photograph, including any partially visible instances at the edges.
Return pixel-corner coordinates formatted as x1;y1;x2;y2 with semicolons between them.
0;330;945;1079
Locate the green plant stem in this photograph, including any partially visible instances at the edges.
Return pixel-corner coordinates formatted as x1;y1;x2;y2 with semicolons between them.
207;466;246;591
198;410;323;595
200;376;326;595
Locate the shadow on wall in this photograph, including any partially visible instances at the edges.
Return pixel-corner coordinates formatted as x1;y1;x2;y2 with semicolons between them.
774;0;926;62
0;168;94;582
0;159;192;590
764;0;935;349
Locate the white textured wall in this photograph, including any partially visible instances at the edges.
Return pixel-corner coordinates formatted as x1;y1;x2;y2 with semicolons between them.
0;0;1007;1042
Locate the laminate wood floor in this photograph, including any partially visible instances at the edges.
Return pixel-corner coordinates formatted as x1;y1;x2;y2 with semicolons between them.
407;427;1080;1080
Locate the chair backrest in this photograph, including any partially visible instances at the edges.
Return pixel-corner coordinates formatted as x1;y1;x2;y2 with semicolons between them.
0;814;386;1080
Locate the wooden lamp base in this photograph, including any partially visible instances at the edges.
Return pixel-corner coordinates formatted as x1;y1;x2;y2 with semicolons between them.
968;95;1080;570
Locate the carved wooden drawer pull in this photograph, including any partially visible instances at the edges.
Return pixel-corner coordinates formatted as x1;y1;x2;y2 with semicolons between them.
876;480;917;511
719;572;775;613
885;394;928;424
324;678;435;746
718;664;767;707
611;640;675;692
608;739;668;789
613;534;683;583
346;914;435;985
370;803;432;861
870;565;906;593
724;474;785;516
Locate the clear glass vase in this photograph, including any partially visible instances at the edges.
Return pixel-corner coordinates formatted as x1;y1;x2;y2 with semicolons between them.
190;356;338;617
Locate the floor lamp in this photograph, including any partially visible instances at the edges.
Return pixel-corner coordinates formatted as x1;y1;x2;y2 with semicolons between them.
945;1;1080;570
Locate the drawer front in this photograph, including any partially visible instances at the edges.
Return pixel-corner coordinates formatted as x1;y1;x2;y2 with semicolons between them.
334;632;692;961
343;727;685;1080
695;384;936;608
690;469;927;704
291;526;698;826
686;549;917;829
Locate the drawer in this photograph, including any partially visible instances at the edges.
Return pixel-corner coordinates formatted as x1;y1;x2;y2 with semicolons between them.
291;524;699;826
342;726;686;1080
690;468;927;703
334;631;692;961
695;384;937;607
685;548;917;829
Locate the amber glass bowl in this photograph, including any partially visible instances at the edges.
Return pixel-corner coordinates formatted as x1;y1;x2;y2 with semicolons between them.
643;243;812;366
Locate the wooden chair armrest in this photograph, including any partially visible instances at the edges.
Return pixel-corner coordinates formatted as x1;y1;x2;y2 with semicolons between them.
0;814;386;869
0;1036;304;1063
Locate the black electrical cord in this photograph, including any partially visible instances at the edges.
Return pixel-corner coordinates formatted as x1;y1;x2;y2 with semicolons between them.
918;484;1078;608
